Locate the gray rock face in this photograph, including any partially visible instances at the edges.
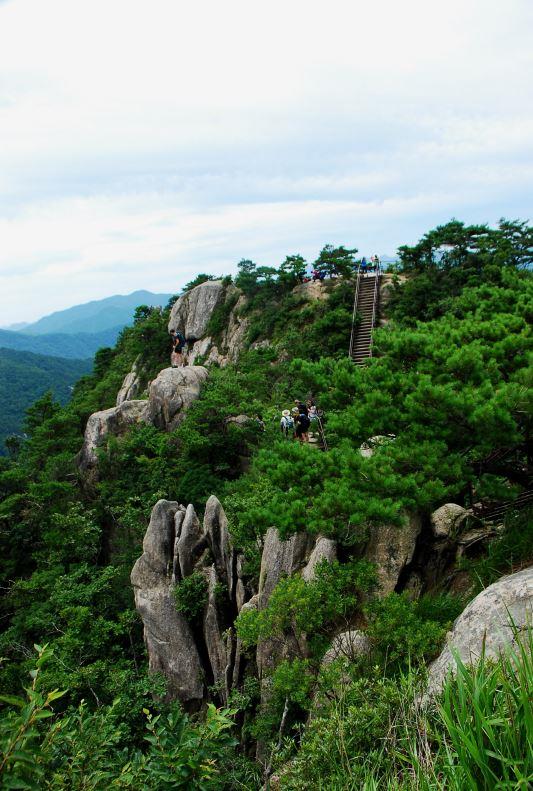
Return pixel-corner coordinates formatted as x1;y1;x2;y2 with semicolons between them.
322;630;372;665
430;503;469;539
204;495;234;597
203;565;232;704
258;528;314;609
131;500;204;705
116;358;142;405
132;495;247;707
302;536;337;582
365;514;422;596
78;400;148;471
168;280;225;339
148;366;208;431
175;504;204;580
427;566;533;694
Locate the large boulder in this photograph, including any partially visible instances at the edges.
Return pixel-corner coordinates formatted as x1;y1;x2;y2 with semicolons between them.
168;280;225;339
427;566;533;695
322;630;372;665
430;503;470;539
365;514;422;596
131;500;204;705
147;366;208;431
78;400;148;471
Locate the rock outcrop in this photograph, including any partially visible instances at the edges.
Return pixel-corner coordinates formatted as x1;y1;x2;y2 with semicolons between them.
365;514;422;595
78;400;148;472
132;503;344;705
168;281;249;366
132;496;241;707
168;280;226;339
131;501;205;705
147;366;209;431
430;503;469;539
322;630;372;665
79;366;208;474
427;566;533;694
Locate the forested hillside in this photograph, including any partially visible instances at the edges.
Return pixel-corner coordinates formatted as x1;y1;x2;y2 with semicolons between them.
0;349;92;453
0;221;531;789
0;325;123;359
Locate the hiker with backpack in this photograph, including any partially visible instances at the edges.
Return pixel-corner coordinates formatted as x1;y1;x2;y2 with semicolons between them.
171;330;187;367
280;409;294;438
294;408;311;443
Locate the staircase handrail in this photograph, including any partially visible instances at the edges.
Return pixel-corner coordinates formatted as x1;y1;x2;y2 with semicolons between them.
348;263;362;358
368;259;382;359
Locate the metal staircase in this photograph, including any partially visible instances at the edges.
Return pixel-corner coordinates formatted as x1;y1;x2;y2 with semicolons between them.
349;261;382;363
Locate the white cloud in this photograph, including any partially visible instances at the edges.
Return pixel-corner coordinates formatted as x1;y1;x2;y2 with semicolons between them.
0;0;532;323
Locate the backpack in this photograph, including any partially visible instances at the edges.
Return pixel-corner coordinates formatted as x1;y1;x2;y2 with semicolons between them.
298;414;310;430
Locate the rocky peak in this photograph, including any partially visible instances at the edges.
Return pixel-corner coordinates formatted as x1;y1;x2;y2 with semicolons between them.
168;280;225;339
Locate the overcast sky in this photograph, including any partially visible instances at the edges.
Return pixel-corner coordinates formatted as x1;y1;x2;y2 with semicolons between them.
1;0;532;324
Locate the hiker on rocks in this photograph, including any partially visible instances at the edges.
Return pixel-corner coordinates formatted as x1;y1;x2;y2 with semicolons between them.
171;330;186;367
280;409;294;438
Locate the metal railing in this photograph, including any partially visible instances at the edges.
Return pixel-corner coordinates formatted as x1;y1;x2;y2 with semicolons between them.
348;259;382;360
369;259;382;359
348;263;362;359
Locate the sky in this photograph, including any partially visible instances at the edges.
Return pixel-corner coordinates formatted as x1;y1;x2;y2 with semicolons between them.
0;0;532;325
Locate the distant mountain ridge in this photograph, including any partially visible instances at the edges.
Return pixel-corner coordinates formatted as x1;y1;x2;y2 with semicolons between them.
0;326;124;359
21;290;172;336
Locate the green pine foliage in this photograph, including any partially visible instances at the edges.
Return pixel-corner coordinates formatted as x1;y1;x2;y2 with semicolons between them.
0;219;531;788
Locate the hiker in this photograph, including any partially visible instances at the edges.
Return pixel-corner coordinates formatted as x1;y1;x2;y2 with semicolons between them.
294;399;308;416
294;409;311;443
171;330;186;367
280;409;294;438
255;414;265;432
307;401;318;424
312;268;321;282
360;257;368;276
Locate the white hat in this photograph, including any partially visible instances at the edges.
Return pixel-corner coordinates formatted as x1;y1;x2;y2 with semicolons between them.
282;409;291;417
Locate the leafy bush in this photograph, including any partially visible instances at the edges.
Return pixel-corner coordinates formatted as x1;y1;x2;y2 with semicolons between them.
0;645;237;790
173;572;208;622
364;593;447;668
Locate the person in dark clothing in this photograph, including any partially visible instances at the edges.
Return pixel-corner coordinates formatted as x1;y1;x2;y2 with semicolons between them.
294;411;310;443
294;399;308;416
171;330;186;367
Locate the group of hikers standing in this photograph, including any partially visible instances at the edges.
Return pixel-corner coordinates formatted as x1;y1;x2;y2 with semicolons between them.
280;399;319;444
308;254;379;282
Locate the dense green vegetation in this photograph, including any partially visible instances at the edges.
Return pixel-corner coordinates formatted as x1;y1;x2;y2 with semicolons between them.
0;349;92;453
0;223;531;788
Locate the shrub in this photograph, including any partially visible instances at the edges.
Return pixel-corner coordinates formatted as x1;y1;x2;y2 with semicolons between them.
173;572;208;622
